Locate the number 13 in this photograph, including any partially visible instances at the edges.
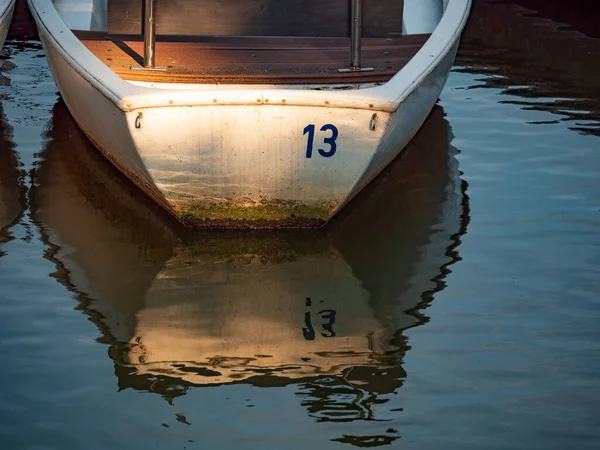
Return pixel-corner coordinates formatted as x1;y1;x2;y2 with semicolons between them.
303;124;338;158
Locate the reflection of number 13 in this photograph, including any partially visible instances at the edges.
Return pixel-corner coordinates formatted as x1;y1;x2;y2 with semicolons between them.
302;297;337;340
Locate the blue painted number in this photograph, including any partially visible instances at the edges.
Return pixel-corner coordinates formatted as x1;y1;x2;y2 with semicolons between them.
318;124;338;158
303;124;315;158
303;124;339;158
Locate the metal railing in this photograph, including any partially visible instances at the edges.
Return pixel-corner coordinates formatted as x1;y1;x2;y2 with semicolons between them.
136;0;371;73
131;0;164;71
143;0;156;68
340;0;373;73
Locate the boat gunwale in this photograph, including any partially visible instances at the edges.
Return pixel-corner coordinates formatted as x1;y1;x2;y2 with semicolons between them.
28;0;471;113
0;0;15;26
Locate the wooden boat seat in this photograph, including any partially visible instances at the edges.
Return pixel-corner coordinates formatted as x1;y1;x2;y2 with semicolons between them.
74;31;431;84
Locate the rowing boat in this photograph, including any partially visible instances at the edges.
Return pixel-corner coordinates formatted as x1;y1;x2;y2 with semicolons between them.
34;99;466;393
28;0;471;228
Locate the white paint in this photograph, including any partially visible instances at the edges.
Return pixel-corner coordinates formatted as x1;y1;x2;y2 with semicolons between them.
127;80;383;91
28;0;471;223
403;0;445;34
0;0;15;50
132;105;391;211
53;0;106;31
90;0;107;31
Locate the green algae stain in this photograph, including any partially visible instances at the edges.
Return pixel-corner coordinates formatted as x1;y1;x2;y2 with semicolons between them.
178;202;332;228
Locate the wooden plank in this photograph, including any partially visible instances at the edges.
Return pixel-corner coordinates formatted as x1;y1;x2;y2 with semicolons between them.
74;30;428;48
107;0;404;38
76;33;430;84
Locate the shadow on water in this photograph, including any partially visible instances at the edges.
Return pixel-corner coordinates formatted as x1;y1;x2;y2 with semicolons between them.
29;99;468;446
6;0;39;44
499;0;600;39
0;103;25;254
0;0;53;255
457;0;600;135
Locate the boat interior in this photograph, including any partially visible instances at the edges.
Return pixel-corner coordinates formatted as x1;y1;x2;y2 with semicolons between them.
55;0;438;84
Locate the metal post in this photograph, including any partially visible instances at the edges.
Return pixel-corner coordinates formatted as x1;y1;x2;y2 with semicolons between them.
131;0;165;71
143;0;156;68
339;0;373;73
350;0;361;70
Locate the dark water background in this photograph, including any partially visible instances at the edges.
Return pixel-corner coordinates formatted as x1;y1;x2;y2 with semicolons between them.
1;1;599;448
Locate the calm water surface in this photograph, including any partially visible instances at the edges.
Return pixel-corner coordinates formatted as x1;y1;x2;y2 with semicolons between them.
1;1;599;448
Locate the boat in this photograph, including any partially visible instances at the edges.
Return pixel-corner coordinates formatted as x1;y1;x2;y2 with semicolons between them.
32;99;467;402
0;0;15;49
28;0;471;228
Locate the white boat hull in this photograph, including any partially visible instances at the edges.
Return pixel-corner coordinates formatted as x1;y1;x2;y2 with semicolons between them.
29;0;470;227
0;0;15;50
34;101;466;388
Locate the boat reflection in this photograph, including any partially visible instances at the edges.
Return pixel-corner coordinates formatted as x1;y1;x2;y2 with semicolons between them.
0;104;24;253
458;0;600;135
33;100;467;421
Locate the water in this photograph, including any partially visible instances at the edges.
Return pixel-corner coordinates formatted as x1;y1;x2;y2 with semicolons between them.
1;1;599;448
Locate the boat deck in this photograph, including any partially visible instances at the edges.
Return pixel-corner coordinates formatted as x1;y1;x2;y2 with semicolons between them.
74;31;431;84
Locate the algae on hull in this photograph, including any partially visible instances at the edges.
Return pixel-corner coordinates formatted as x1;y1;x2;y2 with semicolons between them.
178;201;332;229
